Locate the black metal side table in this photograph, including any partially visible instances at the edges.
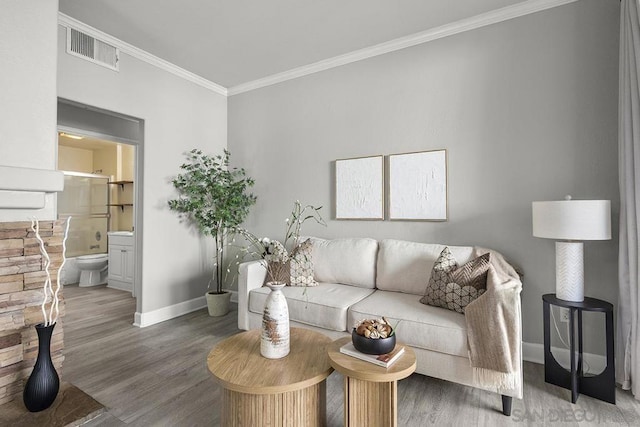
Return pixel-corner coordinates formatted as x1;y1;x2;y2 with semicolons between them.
542;294;615;404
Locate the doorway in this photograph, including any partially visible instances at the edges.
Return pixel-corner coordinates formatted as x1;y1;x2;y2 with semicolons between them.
57;98;144;324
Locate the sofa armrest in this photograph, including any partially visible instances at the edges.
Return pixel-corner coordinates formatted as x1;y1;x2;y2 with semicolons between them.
238;260;267;330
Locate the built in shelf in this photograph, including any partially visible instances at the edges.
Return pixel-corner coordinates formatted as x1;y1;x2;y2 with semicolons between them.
107;203;133;211
108;180;133;190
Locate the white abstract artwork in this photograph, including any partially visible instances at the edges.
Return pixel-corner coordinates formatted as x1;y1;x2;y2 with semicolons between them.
389;150;447;221
335;156;384;220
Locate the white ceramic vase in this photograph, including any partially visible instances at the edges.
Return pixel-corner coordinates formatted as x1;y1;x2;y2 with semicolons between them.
261;282;290;359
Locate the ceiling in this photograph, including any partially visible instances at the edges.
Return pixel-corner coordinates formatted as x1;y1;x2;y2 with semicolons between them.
59;0;523;89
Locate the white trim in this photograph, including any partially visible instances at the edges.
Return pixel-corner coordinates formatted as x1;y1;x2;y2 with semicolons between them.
228;290;238;304
228;0;580;95
523;342;545;365
0;191;45;209
523;342;607;373
132;292;238;327
133;295;206;328
0;166;64;193
57;0;578;97
58;13;228;97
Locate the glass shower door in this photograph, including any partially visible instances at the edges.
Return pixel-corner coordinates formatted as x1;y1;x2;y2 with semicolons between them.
58;172;110;258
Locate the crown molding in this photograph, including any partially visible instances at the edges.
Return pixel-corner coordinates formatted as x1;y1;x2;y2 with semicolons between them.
228;0;580;96
59;0;580;98
58;13;228;97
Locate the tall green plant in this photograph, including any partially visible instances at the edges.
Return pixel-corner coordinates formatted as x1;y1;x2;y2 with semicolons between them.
168;149;256;294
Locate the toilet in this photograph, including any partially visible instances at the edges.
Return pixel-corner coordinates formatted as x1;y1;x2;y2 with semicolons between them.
76;254;109;287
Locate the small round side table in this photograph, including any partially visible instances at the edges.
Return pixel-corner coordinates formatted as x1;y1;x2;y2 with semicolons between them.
208;328;333;426
542;293;615;404
327;336;416;427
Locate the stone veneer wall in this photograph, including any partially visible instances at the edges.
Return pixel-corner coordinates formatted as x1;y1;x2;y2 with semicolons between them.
0;220;65;405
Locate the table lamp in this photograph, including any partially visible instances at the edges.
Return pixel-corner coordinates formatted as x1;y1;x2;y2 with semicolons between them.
532;196;611;302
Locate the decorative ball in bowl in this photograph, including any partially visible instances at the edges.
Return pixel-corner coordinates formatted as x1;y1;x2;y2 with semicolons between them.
351;318;396;355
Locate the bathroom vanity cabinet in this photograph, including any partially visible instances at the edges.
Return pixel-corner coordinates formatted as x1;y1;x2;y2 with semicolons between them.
108;231;134;296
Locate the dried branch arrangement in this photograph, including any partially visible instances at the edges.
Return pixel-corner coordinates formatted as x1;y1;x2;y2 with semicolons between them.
30;217;71;326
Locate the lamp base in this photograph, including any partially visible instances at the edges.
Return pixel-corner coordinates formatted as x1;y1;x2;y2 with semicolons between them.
556;241;584;302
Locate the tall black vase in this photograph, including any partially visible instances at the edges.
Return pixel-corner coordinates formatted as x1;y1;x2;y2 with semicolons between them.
23;322;59;412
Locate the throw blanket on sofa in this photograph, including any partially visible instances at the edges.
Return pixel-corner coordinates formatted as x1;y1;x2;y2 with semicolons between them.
465;247;523;398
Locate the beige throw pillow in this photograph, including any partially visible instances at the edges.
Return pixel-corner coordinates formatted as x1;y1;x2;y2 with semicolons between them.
445;252;490;313
290;239;318;287
421;248;490;313
263;260;290;285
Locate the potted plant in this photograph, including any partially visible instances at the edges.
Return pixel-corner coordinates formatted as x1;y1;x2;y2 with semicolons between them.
168;148;256;317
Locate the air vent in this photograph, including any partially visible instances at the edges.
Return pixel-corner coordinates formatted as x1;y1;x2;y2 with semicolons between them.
66;27;119;71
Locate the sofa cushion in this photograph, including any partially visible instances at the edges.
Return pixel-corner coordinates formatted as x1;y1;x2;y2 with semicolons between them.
348;290;468;358
249;283;375;332
376;239;474;295
307;237;378;288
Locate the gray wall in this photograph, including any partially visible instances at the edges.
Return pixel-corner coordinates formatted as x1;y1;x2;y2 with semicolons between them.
57;24;228;316
229;0;620;350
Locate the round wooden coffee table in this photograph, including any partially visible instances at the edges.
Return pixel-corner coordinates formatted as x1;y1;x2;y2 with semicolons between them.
207;328;333;426
328;336;416;427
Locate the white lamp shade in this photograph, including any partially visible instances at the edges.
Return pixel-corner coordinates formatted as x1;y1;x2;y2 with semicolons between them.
532;200;611;241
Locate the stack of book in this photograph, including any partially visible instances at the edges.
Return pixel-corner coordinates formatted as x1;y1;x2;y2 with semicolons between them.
339;343;405;368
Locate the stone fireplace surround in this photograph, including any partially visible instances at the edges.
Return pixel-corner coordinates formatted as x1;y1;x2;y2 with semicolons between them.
0;220;66;405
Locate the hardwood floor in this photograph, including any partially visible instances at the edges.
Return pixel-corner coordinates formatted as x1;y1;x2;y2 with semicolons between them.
63;285;640;426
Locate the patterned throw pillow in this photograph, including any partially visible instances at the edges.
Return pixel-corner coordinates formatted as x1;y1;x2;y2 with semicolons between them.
420;248;491;313
420;247;458;308
289;239;318;287
445;252;490;313
263;260;290;286
263;240;291;285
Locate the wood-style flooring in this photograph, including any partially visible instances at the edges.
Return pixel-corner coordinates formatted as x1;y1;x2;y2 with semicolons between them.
62;285;640;426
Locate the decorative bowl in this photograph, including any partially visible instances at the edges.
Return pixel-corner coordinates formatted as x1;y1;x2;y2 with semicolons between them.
351;328;396;355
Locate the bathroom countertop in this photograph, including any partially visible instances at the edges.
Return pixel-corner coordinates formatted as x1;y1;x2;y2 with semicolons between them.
107;231;134;236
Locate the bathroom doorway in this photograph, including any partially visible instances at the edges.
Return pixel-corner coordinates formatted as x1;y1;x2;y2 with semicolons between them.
58;133;136;289
57;98;144;324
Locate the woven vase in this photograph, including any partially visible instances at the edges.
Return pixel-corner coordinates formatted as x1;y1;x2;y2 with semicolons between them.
260;282;290;359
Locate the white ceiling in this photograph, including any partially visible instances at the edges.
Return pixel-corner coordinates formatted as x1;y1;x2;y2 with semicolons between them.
59;0;524;88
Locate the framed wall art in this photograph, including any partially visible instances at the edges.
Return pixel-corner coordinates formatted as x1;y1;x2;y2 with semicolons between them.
335;155;384;220
388;149;447;221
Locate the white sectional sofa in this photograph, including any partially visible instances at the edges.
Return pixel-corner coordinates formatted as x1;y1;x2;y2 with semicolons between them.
238;237;523;415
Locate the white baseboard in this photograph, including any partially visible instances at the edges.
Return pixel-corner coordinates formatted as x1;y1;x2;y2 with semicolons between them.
133;290;238;328
134;295;206;328
228;290;238;303
523;342;607;373
523;342;545;365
